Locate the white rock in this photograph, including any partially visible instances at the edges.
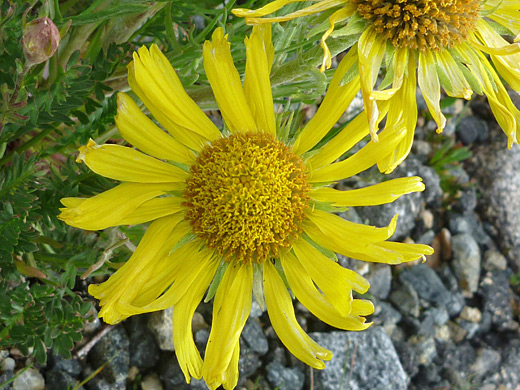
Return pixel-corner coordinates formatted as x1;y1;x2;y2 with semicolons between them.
13;367;45;390
141;372;164;390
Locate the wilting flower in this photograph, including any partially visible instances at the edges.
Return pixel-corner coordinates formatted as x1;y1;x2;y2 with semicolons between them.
233;0;520;173
59;26;433;389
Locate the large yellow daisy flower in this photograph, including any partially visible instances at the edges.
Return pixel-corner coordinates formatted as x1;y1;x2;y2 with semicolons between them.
59;26;433;389
233;0;520;173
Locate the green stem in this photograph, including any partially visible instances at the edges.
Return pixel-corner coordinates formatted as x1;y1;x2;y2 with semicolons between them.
0;127;53;166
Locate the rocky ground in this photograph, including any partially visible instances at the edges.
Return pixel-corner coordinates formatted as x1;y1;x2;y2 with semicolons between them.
1;95;520;390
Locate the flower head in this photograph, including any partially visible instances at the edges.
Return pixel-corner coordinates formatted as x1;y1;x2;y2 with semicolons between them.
233;0;520;172
59;26;433;389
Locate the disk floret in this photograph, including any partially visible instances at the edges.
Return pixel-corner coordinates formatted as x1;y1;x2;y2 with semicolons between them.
184;132;310;263
354;0;481;50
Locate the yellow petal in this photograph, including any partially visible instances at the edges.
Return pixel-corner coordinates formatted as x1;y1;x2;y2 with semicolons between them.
293;48;360;155
88;214;184;324
131;45;221;148
488;4;520;36
263;260;332;369
58;182;179;230
377;55;418;174
375;240;434;260
128;240;217;312
116;93;196;165
305;208;397;246
370;48;408;101
358;26;386;139
232;0;298;18
310;176;425;206
292;238;370;316
351;299;375;316
119;196;184;226
462;45;519;147
203;28;257;134
173;255;219;383
280;251;372;330
418;50;446;132
306;102;389;170
128;60;208;151
435;49;473;99
202;262;253;389
77;139;188;183
233;0;348;24
244;25;276;136
303;210;420;264
222;341;240;390
320;7;353;71
308;124;405;183
475;20;520;92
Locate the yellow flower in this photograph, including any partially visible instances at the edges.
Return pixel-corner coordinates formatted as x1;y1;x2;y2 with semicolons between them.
233;0;520;173
59;26;433;390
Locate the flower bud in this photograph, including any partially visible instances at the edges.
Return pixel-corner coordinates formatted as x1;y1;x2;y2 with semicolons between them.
22;17;60;66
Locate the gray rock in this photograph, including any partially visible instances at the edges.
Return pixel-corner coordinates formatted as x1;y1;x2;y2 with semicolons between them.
46;369;84;390
399;264;463;317
393;341;419;378
357;190;422;241
451;233;481;294
394;156;443;207
453;188;477;214
266;362;304;390
13;368;45;390
389;280;420;318
470;348;501;381
373;301;402;327
85;376;124;390
0;371;13;390
467;140;520;271
417;230;435;245
412;140;433;164
483;339;520;389
195;329;209;349
88;326;130;387
441;342;478;388
126;316;160;370
0;357;15;373
242;318;269;355
49;352;82;376
238;347;262;386
408;334;437;365
148;307;175;351
448;213;493;247
310;327;408;390
249;299;264;318
480;270;516;331
456;116;489;145
159;353;206;390
418;307;449;337
449;166;470;186
365;264;392;299
483;250;508;271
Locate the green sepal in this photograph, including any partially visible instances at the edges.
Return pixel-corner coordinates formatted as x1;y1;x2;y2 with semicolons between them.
204;259;227;303
252;262;266;311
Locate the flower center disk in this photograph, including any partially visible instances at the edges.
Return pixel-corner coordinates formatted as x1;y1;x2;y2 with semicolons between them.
183;132;310;263
354;0;481;51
